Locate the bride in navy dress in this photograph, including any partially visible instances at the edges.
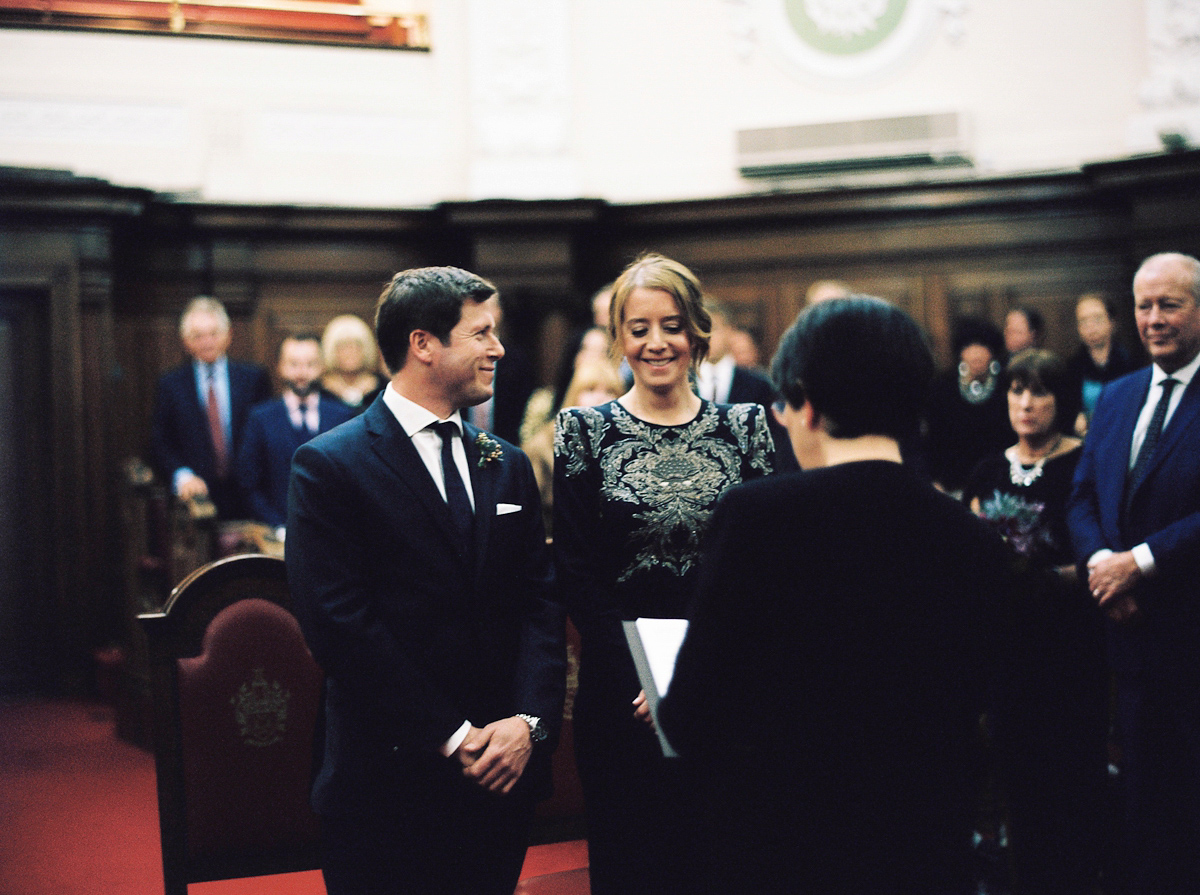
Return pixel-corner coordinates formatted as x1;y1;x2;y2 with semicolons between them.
553;253;777;894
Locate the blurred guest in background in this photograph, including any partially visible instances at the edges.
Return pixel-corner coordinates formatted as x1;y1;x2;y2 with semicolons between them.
1068;292;1139;435
592;282;614;330
698;298;796;469
805;278;851;305
695;299;777;407
238;333;353;533
728;326;762;368
1004;306;1045;356
320;314;385;412
925;316;1013;495
151;296;272;519
963;349;1108;895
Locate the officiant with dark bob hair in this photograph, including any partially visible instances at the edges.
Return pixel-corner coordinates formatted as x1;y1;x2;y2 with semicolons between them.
658;296;1014;895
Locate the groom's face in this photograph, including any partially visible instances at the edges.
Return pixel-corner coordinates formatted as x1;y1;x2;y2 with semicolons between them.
431;296;505;410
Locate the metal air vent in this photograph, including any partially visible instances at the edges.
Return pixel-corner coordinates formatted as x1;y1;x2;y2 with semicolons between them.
737;112;972;177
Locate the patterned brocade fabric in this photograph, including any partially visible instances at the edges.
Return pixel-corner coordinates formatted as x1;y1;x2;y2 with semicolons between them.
555;400;775;612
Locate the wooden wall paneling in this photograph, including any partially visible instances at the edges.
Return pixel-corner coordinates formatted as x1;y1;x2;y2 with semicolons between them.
0;282;56;692
112;316;188;469
80;297;124;639
1085;149;1200;262
938;249;1131;363
921;273;952;367
251;239;417;283
0;222;112;692
255;281;387;386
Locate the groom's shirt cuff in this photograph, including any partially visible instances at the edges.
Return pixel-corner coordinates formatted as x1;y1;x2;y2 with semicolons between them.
441;720;471;757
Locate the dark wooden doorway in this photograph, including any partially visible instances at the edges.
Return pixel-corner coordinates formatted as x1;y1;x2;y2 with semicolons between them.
0;289;56;695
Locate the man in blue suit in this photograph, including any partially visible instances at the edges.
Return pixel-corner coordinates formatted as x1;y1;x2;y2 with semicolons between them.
287;267;565;895
237;333;353;532
150;296;272;519
1068;251;1200;894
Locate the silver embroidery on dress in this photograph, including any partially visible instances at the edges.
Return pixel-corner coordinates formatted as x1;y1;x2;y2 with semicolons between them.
555;407;607;478
557;402;774;583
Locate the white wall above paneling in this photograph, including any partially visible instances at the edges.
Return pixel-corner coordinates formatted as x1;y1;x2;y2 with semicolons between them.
0;0;1167;207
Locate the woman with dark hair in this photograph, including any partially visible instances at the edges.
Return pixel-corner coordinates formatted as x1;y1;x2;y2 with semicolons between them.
963;348;1109;895
659;296;1013;895
925;316;1014;494
553;252;777;895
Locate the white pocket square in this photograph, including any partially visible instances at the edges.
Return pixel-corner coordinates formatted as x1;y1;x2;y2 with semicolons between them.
496;503;522;515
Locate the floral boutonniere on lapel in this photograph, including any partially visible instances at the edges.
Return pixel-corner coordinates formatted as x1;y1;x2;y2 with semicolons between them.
474;432;503;467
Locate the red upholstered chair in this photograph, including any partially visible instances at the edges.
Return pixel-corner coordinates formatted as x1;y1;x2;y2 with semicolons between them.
139;554;323;895
514;867;591;895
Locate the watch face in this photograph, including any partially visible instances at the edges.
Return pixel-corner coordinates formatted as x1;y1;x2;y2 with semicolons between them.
518;714;547;741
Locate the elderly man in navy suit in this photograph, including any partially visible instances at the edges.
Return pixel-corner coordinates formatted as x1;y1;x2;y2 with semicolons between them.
1068;251;1200;894
150;296;272;519
287;267;565;895
237;332;353;534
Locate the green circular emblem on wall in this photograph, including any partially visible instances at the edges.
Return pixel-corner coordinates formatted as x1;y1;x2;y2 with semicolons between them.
748;0;943;84
785;0;908;56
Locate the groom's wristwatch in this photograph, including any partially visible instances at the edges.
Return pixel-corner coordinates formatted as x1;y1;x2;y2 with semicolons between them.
515;713;547;743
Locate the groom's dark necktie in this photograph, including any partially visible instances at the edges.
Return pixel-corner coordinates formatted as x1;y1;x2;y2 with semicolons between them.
1125;377;1178;514
432;421;474;548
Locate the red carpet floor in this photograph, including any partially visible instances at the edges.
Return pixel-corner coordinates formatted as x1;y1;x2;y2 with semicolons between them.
0;699;587;895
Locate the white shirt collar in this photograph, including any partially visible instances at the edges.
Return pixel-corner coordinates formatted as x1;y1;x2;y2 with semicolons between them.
698;355;736;402
194;355;227;376
382;383;463;438
1152;349;1200;391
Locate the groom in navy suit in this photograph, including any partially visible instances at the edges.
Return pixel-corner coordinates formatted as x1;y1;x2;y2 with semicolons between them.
1068;251;1200;894
287;267;565;895
237;333;353;531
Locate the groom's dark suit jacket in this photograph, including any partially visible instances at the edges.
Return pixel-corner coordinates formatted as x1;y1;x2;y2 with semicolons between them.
286;395;565;820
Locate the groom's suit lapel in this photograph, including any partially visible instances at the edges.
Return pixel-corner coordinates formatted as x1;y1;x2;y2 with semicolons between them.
364;401;473;567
